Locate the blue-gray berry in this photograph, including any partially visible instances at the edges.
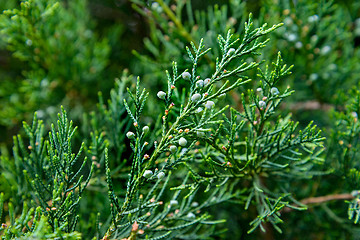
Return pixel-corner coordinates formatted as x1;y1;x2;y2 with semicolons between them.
196;107;203;113
205;101;215;109
157;91;166;99
170;200;178;206
196;80;204;88
179;137;187;146
182;72;191;80
197;131;205;138
169;145;177;153
227;48;236;56
271;87;280;96
142;126;149;134
191;93;201;102
191;202;199;207
126;131;135;139
259;100;266;108
143;170;153;178
157;172;165;179
204;78;211;86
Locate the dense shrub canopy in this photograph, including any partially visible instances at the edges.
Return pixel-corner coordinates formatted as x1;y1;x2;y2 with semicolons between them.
1;0;360;239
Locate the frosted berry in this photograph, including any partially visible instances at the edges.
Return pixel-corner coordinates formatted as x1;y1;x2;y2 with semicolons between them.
157;91;166;99
271;87;280;96
197;131;205;138
259;101;266;108
227;48;236;56
142;126;149;134
126;131;135;139
169;145;177;153
143;170;153;178
205;101;215;109
191;93;201;102
196;107;203;113
191;202;199;207
196;80;204;88
157;172;165;179
179;137;187;146
182;72;191;80
170;200;178;206
204;78;211;86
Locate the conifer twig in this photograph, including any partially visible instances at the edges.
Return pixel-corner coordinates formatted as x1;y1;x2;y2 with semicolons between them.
282;193;354;213
155;0;193;44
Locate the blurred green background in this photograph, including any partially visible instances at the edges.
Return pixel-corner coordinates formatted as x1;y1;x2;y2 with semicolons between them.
1;0;360;239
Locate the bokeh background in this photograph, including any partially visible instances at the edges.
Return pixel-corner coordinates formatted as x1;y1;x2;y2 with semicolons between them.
1;0;360;239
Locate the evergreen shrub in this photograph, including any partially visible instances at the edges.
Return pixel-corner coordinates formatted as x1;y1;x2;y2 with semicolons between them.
1;0;360;239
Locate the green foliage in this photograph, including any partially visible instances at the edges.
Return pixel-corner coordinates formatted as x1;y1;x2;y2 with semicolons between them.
325;89;360;226
1;0;360;239
258;0;360;106
100;15;325;238
1;108;93;237
130;0;250;96
130;1;360;238
0;0;110;126
84;72;133;164
0;201;81;239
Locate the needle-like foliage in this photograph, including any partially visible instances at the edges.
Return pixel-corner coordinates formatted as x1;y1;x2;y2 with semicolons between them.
100;15;324;239
2;1;360;239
